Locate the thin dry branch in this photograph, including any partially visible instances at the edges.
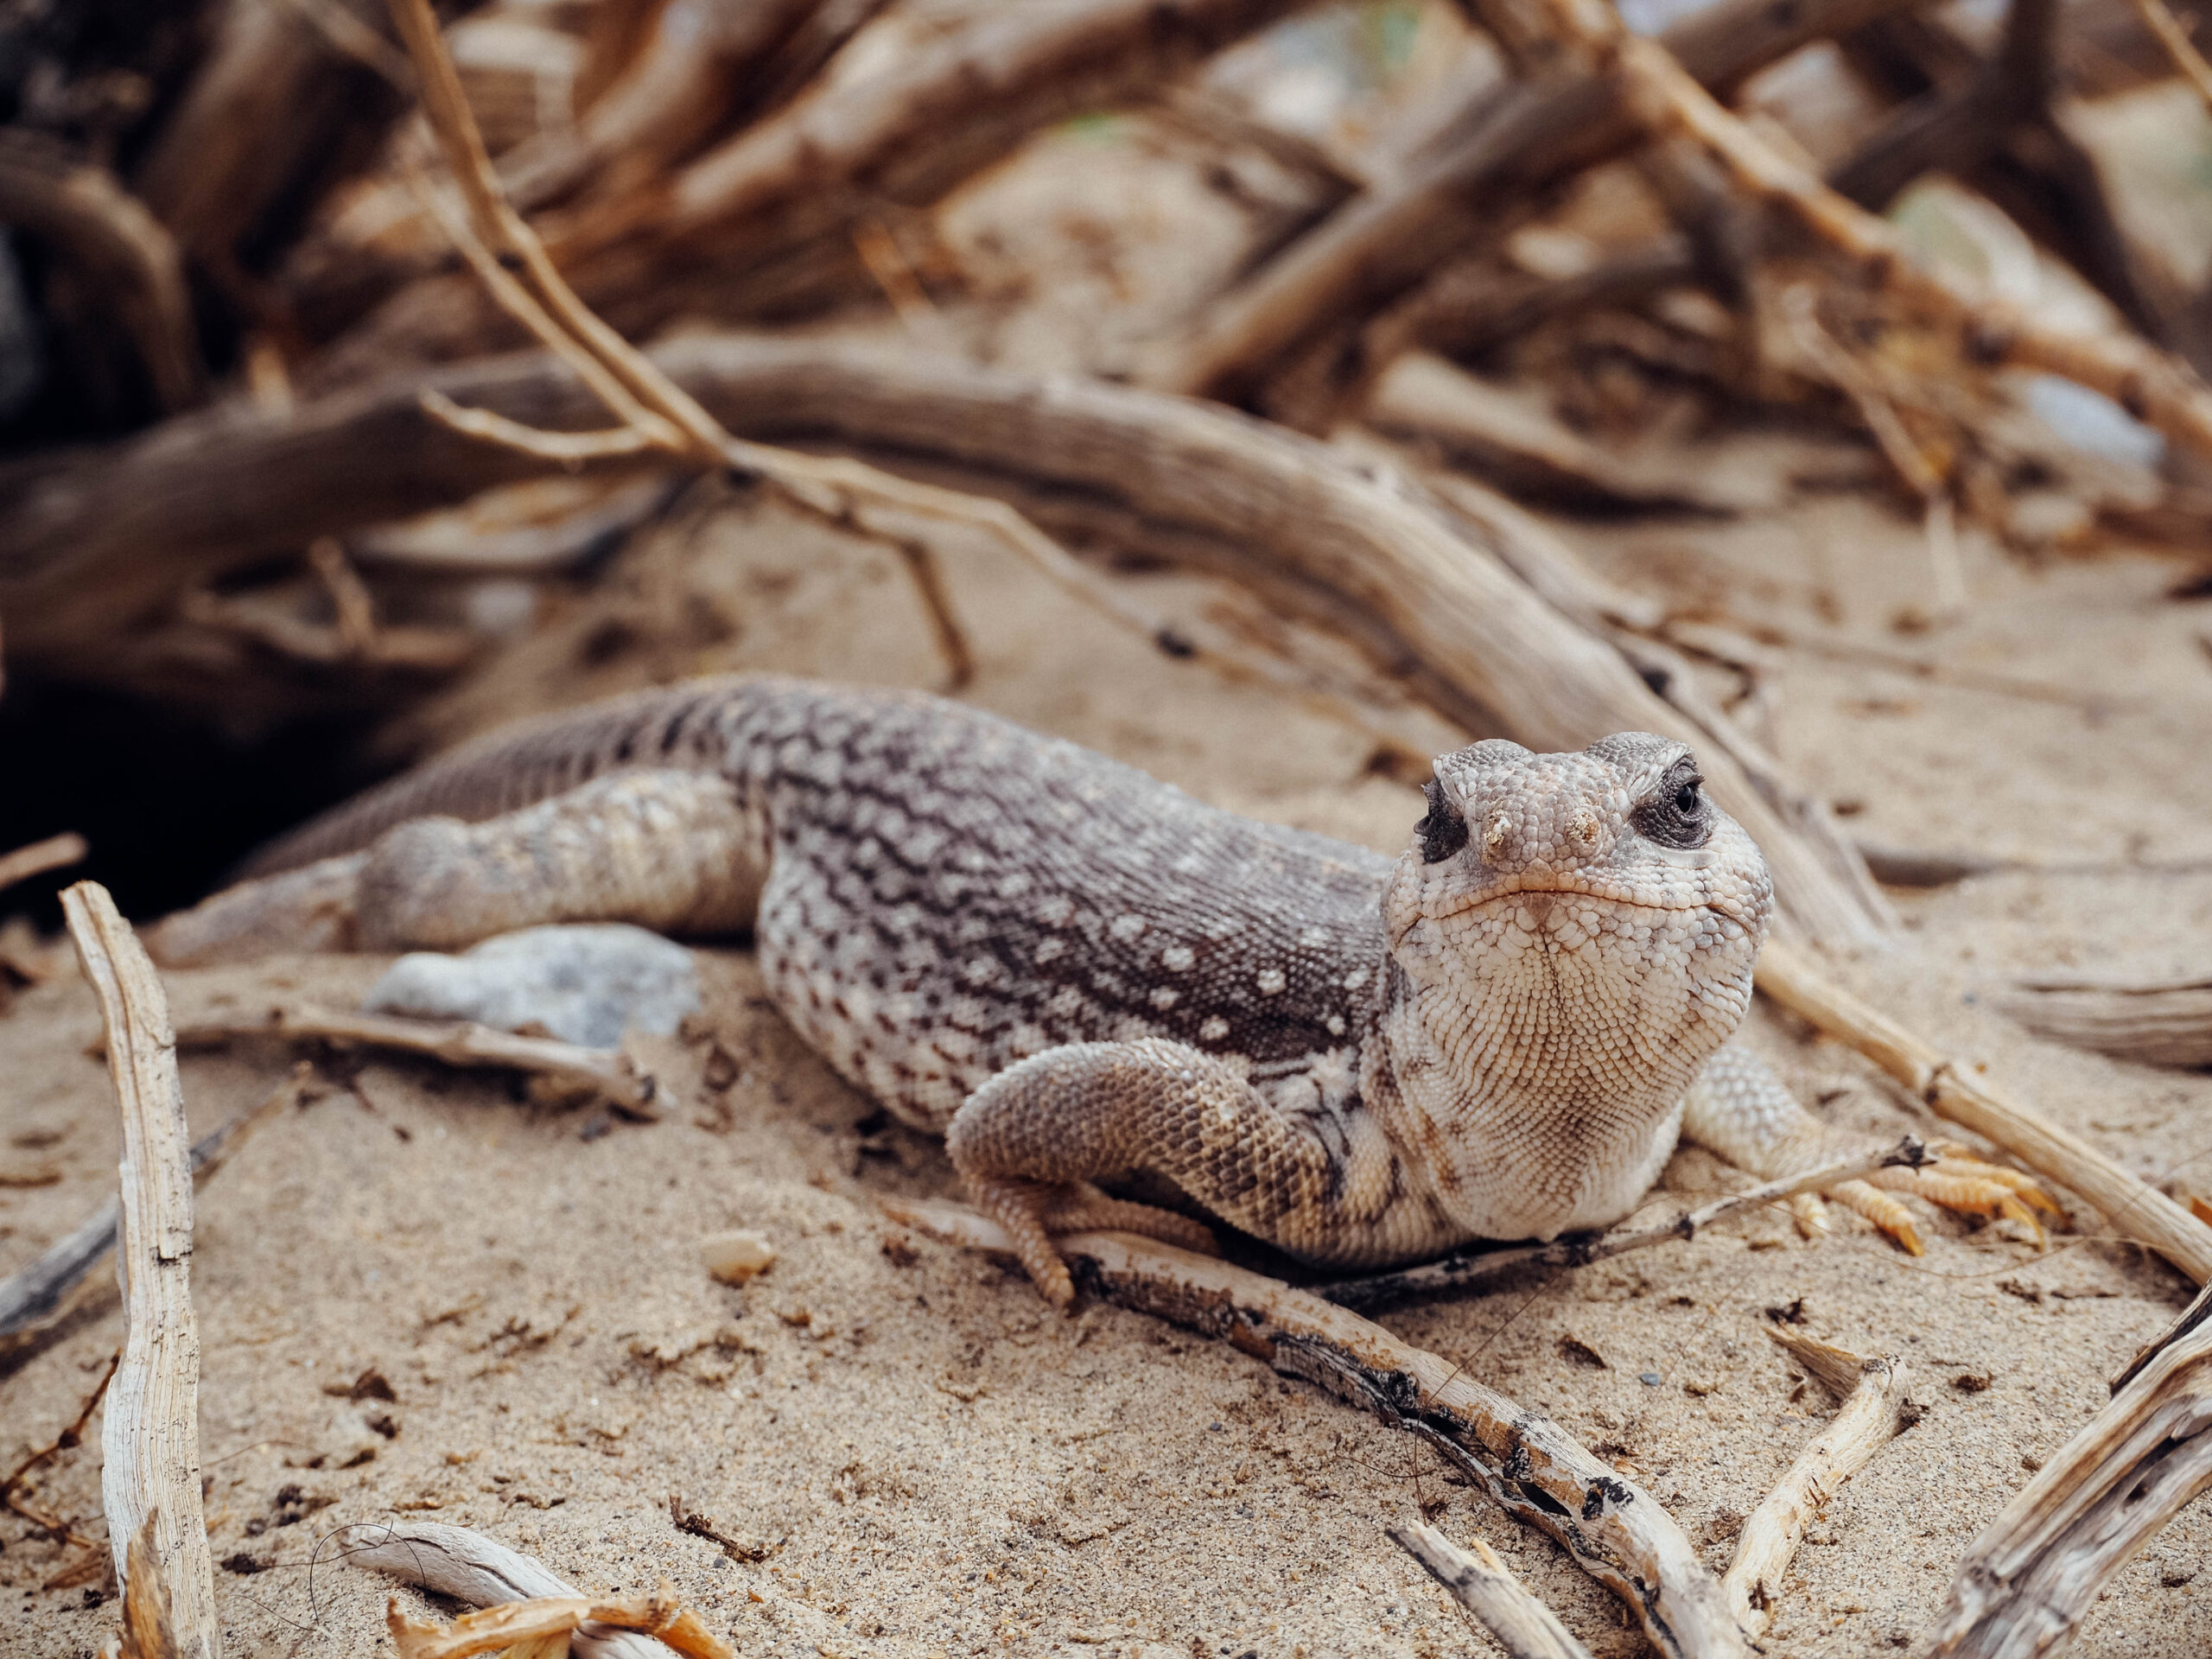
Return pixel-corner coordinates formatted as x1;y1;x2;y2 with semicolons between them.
387;1584;731;1659
1548;0;2212;463
1390;1524;1594;1659
882;1197;1749;1659
173;1003;660;1119
1327;1135;1929;1312
1724;1330;1913;1639
1;1351;117;1550
1755;939;2212;1282
1928;1315;2212;1656
0;831;89;894
60;881;218;1659
2130;0;2212;111
0;130;202;410
0;337;1893;948
336;1520;677;1659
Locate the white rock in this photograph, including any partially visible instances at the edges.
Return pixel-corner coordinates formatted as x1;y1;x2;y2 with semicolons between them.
699;1230;776;1285
364;924;701;1049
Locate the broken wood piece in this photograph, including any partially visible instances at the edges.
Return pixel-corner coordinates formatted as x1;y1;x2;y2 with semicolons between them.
1724;1330;1912;1639
172;1004;659;1119
335;1520;692;1659
387;1585;731;1659
1997;967;2212;1069
0;1063;307;1345
0;830;89;893
1754;939;2212;1282
118;1512;181;1659
1389;1522;1596;1659
1927;1314;2212;1656
881;1196;1749;1659
59;881;217;1659
1327;1135;1931;1311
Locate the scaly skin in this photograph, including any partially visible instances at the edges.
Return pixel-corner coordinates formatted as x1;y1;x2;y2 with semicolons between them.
150;676;2050;1304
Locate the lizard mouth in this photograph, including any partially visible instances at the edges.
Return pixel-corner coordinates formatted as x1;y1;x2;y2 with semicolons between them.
1410;877;1764;935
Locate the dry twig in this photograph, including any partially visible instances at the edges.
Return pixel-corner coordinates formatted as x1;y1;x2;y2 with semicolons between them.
1755;939;2212;1282
387;1584;731;1659
1998;966;2212;1069
1;1349;117;1551
881;1197;1749;1659
1390;1524;1595;1659
0;830;89;893
173;1004;659;1119
1725;1330;1913;1639
60;881;218;1659
1327;1135;1929;1312
2128;0;2212;111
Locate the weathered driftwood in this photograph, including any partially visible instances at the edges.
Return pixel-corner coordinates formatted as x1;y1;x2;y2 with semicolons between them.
0;1064;308;1350
0;130;202;412
882;1197;1750;1659
386;1586;731;1659
336;1521;683;1659
1755;940;2212;1283
1725;1331;1912;1640
1134;0;1937;402
1998;968;2212;1070
0;338;1891;947
1926;1317;2212;1657
171;1004;660;1120
1326;1135;1930;1313
1390;1523;1594;1659
59;882;218;1659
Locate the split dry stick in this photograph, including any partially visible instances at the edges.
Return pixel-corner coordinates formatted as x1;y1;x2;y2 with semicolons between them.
1927;1317;2212;1657
1390;1523;1594;1659
1998;968;2212;1070
1724;1330;1912;1640
172;1004;659;1119
2128;0;2212;113
881;1197;1750;1659
1754;939;2212;1283
0;830;88;893
60;881;218;1659
1541;0;2212;466
335;1521;678;1659
1326;1135;1929;1312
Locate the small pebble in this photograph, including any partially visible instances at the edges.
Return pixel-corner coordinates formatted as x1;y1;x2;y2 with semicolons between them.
1639;1371;1662;1386
701;1229;777;1285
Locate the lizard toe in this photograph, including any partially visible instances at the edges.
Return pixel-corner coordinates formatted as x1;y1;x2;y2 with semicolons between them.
967;1175;1078;1310
1824;1178;1925;1255
1045;1187;1220;1257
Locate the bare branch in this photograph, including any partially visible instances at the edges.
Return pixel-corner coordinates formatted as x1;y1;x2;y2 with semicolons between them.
1390;1523;1594;1659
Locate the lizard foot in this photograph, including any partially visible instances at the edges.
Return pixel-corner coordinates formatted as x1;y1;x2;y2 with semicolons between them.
963;1178;1219;1309
1798;1147;2059;1255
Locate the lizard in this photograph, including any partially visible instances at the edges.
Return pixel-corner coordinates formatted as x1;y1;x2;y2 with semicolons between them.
147;674;2047;1306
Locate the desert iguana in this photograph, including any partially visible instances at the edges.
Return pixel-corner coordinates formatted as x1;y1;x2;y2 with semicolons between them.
150;676;2042;1305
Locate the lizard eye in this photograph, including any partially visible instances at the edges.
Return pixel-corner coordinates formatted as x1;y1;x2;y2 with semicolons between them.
1633;758;1711;849
1415;779;1469;864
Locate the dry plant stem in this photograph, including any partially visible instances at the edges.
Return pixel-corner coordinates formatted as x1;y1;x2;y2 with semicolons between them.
1390;1523;1594;1659
0;339;1891;948
0;1065;309;1343
335;1521;677;1659
1724;1331;1911;1639
1754;939;2212;1282
59;882;218;1659
387;1583;732;1659
1563;0;2212;463
0;830;89;893
881;1197;1749;1659
1;1350;117;1546
1928;1318;2212;1657
1326;1136;1928;1311
0;130;202;410
173;1004;658;1119
2129;0;2212;111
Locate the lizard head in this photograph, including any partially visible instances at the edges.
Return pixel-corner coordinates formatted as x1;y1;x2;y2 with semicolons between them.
1377;733;1773;1231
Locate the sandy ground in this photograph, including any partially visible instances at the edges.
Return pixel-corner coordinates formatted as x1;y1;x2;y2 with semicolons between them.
3;454;2212;1659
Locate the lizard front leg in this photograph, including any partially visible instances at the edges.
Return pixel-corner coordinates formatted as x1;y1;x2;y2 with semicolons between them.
149;770;761;964
1682;1045;2056;1253
946;1038;1355;1307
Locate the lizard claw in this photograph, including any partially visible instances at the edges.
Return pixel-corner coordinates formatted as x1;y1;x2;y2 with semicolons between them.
964;1179;1220;1309
1798;1146;2057;1253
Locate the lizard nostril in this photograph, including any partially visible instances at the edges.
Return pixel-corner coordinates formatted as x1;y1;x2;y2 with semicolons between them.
1483;812;1510;861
